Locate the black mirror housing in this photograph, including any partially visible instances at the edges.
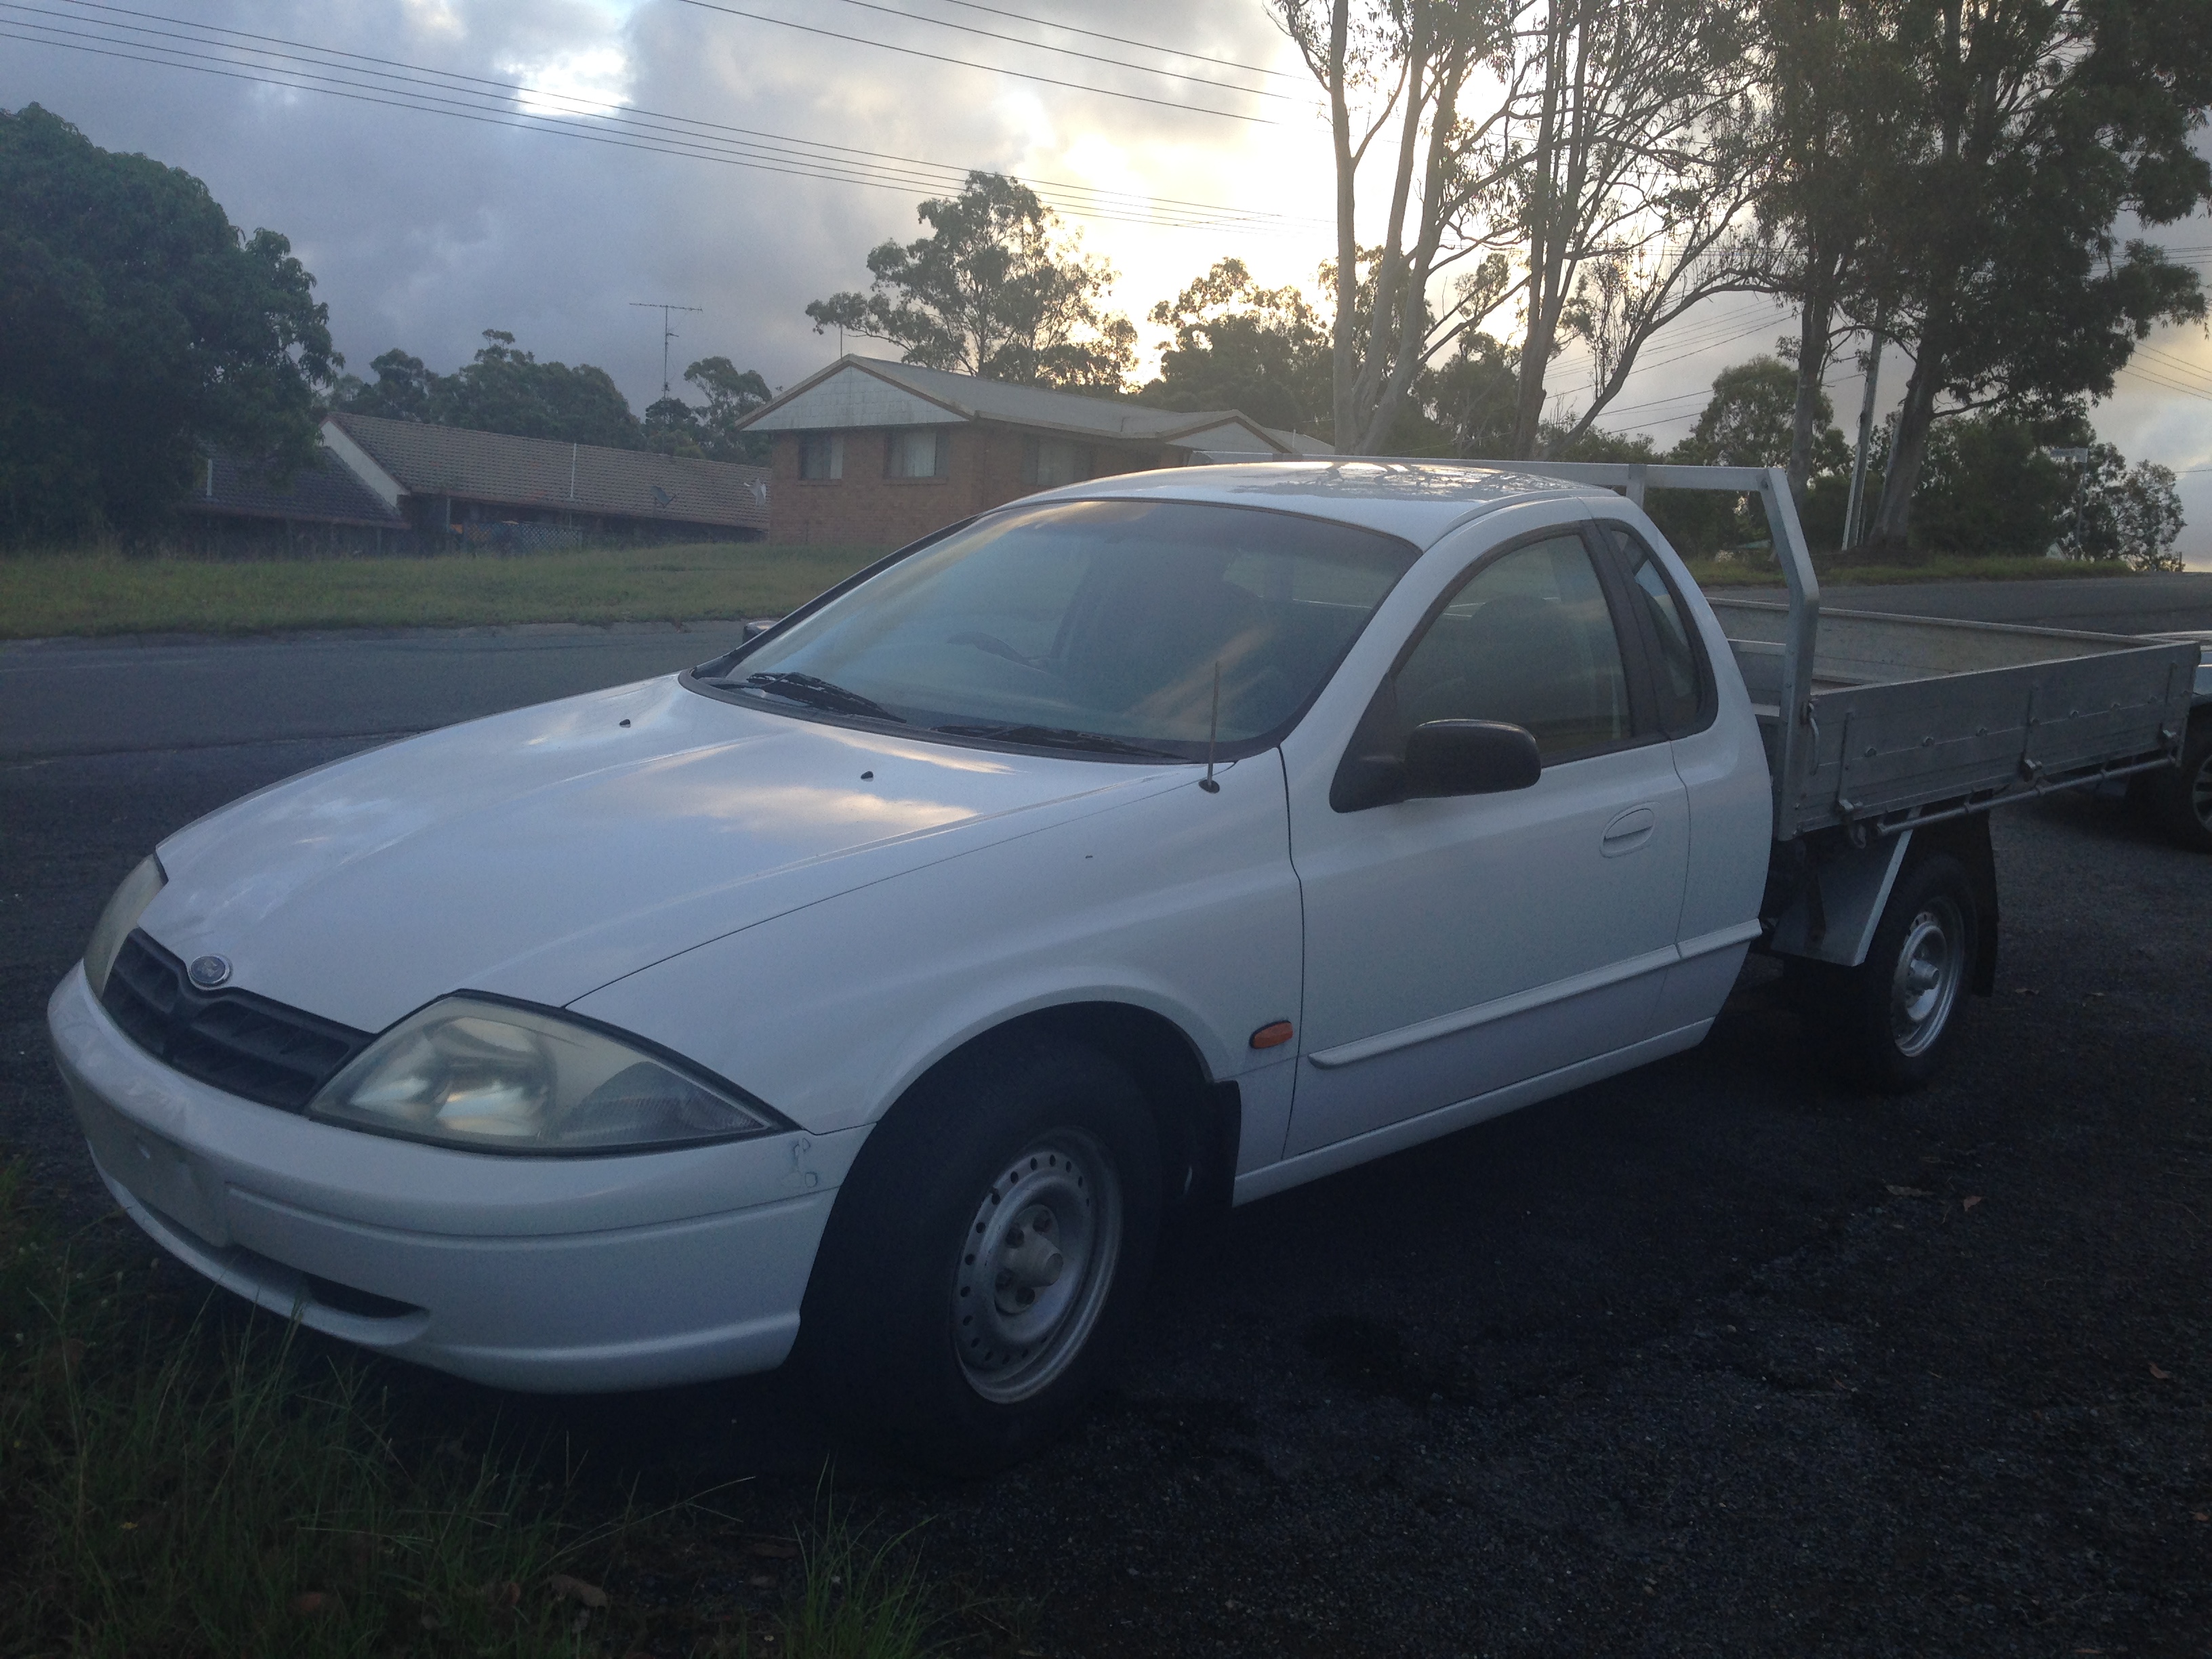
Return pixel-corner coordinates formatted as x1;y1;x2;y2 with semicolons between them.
1404;720;1541;798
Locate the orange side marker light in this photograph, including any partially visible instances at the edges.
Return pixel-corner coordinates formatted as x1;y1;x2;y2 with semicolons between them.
1250;1020;1294;1050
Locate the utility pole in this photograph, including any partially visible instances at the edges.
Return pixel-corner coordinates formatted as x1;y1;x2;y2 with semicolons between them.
629;301;702;399
1843;323;1886;551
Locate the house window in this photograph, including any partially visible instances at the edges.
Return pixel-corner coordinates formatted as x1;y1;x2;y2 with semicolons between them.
1023;437;1092;488
798;434;844;480
886;428;951;479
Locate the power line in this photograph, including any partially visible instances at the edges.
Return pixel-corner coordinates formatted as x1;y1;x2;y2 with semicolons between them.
35;0;1310;224
13;5;1316;232
671;0;1281;125
920;0;1309;82
805;0;1313;105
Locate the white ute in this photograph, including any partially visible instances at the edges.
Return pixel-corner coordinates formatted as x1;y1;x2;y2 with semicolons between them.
47;461;2198;1471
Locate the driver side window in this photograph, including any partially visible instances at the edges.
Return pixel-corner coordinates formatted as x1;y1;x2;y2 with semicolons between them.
1389;533;1633;762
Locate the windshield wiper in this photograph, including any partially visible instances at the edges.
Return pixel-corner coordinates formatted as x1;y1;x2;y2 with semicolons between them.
933;722;1176;758
727;672;906;723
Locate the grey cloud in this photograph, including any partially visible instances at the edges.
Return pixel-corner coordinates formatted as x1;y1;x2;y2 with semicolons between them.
1;0;1305;409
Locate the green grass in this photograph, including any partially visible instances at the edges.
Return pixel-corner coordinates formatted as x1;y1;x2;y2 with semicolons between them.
1681;551;2150;589
0;543;886;640
0;1165;971;1658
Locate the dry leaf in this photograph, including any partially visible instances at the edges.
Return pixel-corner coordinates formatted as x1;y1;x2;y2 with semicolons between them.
2150;1364;2173;1380
1885;1185;1932;1199
545;1574;609;1610
2192;1512;2209;1523
1963;1195;1984;1212
748;1574;779;1589
291;1591;333;1616
482;1580;522;1608
744;1538;802;1559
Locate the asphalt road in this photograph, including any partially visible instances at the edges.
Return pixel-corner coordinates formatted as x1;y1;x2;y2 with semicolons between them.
1744;569;2212;636
3;588;2209;1656
0;619;754;760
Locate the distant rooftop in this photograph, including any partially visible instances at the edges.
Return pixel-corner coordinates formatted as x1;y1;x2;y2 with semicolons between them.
326;412;770;531
737;355;1332;457
184;446;406;527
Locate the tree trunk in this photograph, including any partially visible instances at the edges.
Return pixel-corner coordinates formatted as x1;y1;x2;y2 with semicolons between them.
1508;13;1572;458
1866;321;1944;555
1326;0;1361;451
1788;287;1832;508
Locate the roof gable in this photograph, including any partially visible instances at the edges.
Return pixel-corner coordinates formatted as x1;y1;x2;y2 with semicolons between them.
736;355;1330;455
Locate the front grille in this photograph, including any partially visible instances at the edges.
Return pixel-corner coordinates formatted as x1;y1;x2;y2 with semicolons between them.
101;930;375;1111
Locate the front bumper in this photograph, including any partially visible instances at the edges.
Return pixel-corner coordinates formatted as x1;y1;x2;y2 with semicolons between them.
47;965;863;1392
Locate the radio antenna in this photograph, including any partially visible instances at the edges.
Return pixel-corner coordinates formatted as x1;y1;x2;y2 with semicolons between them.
1200;661;1222;793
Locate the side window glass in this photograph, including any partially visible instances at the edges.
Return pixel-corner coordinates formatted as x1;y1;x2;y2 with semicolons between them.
1604;525;1704;733
1392;534;1633;762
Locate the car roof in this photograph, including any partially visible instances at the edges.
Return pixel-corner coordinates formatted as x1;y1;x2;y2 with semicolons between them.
1021;460;1610;548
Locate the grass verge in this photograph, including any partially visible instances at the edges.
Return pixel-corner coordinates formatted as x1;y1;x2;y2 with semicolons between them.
0;544;886;640
0;1164;975;1657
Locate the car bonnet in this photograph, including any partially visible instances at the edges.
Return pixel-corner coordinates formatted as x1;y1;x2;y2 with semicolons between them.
137;675;1181;1033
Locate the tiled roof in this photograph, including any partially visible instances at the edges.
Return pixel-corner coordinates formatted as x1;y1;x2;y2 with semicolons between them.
327;413;770;530
183;447;407;526
739;356;1332;454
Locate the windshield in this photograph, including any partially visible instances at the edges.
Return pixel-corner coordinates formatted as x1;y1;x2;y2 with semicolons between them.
698;498;1420;759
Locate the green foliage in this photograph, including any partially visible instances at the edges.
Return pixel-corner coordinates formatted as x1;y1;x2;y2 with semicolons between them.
1137;258;1331;439
806;173;1136;392
334;331;643;448
642;357;773;463
1673;356;1841;471
1860;0;2212;547
1908;415;2074;559
0;104;337;544
1898;415;2188;570
2061;448;2186;572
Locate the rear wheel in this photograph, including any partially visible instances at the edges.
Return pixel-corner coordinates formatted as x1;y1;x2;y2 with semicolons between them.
1832;853;1979;1092
796;1034;1162;1474
2145;714;2212;854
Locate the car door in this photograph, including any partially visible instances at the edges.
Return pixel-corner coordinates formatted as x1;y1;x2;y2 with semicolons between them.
1282;519;1691;1159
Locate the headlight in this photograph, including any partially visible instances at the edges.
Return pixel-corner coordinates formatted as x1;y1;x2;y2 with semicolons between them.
85;855;166;998
307;996;781;1154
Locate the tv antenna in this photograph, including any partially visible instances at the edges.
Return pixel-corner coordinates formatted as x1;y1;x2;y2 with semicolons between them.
629;301;702;398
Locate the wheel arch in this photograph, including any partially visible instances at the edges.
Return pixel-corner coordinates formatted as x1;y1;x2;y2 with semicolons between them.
1908;815;1999;996
878;1000;1240;1220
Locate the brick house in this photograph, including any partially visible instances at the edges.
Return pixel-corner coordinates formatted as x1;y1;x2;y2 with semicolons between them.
735;356;1330;547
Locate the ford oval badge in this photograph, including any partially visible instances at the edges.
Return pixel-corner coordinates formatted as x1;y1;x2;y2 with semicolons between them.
187;954;232;989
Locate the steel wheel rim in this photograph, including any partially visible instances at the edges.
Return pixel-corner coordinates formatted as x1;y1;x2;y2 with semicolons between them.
1889;895;1965;1058
953;1130;1122;1405
2189;750;2212;831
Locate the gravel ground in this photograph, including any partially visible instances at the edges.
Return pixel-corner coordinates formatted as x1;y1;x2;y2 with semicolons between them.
5;733;2209;1657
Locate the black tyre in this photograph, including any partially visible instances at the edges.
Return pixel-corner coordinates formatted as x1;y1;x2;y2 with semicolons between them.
2145;714;2212;855
1835;852;1979;1093
796;1033;1162;1474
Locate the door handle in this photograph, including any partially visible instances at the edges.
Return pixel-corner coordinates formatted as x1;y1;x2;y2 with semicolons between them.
1601;804;1656;857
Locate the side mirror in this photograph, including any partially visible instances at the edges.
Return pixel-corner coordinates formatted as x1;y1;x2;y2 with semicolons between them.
1404;720;1541;798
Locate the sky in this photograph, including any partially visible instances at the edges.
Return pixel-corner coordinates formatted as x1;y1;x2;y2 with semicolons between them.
4;0;2209;565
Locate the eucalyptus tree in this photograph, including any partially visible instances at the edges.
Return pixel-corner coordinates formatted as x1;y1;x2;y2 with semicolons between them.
1500;0;1767;457
1274;0;1530;453
1746;0;1919;504
1860;0;2210;554
805;173;1136;393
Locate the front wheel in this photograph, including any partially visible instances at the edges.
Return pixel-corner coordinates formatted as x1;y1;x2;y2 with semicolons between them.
1832;852;1980;1092
796;1034;1162;1474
